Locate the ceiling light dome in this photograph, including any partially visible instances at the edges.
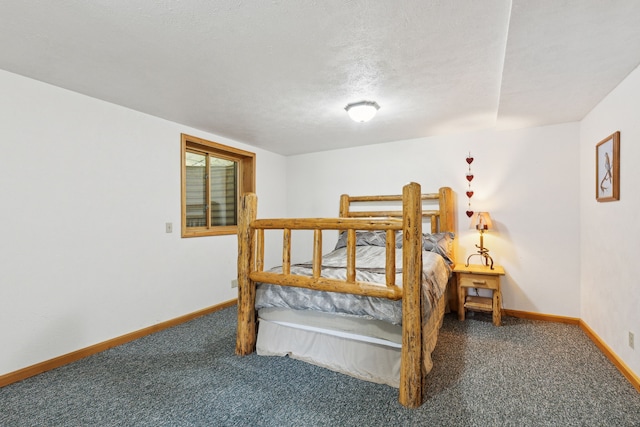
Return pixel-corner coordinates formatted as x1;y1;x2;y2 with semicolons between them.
345;100;380;123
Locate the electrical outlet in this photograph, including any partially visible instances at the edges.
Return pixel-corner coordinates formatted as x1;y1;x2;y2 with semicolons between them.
231;279;238;288
629;331;635;350
165;222;173;233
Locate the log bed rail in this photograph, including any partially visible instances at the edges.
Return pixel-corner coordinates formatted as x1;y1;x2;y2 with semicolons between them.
236;183;454;408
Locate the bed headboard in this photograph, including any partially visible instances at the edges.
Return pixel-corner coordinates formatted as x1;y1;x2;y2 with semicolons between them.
338;186;455;235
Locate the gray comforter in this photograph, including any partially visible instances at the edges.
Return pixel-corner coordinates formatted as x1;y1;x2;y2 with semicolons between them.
255;246;451;325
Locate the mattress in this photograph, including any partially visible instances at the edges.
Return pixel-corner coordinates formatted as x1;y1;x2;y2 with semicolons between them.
258;307;403;347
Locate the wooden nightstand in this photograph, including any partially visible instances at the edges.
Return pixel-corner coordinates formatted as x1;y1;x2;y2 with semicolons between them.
454;264;505;326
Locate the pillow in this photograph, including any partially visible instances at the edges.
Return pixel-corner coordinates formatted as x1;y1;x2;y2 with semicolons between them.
396;231;455;265
334;230;455;265
421;232;455;265
334;230;389;249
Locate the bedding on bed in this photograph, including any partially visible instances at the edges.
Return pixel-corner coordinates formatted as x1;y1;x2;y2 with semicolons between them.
334;230;455;265
255;241;451;325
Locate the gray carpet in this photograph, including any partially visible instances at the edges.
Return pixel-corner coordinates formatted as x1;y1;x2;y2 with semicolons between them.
1;307;639;426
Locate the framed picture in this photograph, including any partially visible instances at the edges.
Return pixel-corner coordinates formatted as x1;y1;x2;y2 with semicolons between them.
595;131;620;202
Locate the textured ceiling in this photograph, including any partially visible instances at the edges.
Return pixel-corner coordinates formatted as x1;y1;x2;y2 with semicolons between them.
1;1;640;155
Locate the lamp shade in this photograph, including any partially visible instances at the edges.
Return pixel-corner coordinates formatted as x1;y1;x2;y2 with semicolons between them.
470;212;492;230
345;101;380;122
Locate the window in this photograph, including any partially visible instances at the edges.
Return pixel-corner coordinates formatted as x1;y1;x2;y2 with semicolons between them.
181;134;255;237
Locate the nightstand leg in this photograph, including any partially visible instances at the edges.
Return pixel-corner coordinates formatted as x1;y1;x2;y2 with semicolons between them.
493;290;501;326
458;287;466;321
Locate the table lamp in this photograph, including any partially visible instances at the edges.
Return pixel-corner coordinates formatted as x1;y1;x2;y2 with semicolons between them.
465;211;494;269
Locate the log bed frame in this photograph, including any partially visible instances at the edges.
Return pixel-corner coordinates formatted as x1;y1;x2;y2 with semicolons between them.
235;182;455;408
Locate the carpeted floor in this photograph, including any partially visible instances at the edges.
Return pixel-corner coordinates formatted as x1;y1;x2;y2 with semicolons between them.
1;307;639;426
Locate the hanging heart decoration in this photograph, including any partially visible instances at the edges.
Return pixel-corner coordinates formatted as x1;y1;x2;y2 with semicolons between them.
465;152;474;218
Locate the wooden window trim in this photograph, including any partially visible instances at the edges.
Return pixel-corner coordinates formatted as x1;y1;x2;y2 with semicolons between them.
181;133;255;237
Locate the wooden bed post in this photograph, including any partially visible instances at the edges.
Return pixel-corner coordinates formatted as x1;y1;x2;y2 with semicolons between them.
438;187;457;312
236;192;257;356
339;194;349;218
399;182;423;408
438;187;455;236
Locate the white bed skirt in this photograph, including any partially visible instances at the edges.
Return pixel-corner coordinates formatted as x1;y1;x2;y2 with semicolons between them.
257;318;402;387
255;296;446;388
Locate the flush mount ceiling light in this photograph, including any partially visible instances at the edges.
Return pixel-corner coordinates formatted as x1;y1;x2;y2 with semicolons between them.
344;100;380;123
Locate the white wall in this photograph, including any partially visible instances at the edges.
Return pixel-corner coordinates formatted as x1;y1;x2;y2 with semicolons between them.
580;64;640;377
6;60;636;382
286;123;581;317
0;70;287;376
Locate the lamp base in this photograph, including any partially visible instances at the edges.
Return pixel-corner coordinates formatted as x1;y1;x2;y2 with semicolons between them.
465;229;494;269
465;249;494;269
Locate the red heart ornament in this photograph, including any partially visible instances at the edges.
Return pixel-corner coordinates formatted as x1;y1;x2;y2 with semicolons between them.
466;191;474;198
466;174;474;182
466;157;474;164
466;210;474;218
